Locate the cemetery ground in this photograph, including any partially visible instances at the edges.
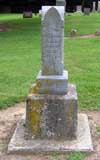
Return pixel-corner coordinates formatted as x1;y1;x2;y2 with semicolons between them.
0;13;100;160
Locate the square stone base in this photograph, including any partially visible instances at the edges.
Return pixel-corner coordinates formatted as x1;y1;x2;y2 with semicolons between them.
26;84;78;140
8;114;93;154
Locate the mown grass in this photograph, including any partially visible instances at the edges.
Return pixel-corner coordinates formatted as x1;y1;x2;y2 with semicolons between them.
50;152;86;160
67;153;86;160
0;14;41;108
0;13;100;110
97;126;100;137
65;13;100;36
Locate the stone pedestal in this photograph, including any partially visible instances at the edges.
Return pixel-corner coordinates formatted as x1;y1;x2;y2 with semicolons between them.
26;84;77;140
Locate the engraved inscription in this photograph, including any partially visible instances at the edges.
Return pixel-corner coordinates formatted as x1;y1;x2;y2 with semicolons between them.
42;7;64;75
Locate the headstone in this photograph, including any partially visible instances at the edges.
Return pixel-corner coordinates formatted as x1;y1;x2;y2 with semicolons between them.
92;1;96;12
23;11;32;18
56;0;66;10
97;1;100;12
84;8;90;15
8;6;93;154
42;7;64;76
26;7;77;139
76;5;82;13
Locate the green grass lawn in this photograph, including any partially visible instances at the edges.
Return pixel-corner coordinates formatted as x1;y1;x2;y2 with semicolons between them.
50;152;86;160
0;13;100;110
65;13;100;36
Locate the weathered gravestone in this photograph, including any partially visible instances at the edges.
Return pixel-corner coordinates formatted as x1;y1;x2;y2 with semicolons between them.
76;5;82;13
26;6;77;140
97;1;100;12
23;11;32;18
84;8;90;15
56;0;66;10
92;2;96;12
8;6;93;154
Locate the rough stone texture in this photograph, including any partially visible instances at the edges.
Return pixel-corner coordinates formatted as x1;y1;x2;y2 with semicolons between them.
97;1;100;12
36;70;68;95
26;84;77;140
41;6;64;75
8;113;93;154
26;95;44;137
23;11;32;18
84;8;90;15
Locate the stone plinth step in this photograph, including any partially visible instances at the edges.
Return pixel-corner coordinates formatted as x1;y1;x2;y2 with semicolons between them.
8;114;93;154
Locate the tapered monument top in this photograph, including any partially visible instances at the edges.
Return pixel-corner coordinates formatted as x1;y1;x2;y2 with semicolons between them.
41;6;64;21
41;6;64;75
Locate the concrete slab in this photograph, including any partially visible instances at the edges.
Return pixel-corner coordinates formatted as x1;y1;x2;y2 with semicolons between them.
8;114;93;154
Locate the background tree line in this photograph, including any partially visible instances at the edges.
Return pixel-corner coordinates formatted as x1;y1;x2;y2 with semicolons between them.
0;0;99;13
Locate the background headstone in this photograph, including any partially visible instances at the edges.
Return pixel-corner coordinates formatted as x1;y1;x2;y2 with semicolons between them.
23;11;32;18
97;1;100;12
84;8;90;15
92;2;96;12
56;0;66;11
76;5;82;13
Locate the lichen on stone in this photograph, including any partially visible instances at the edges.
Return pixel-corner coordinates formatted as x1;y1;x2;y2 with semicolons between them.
27;96;44;136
